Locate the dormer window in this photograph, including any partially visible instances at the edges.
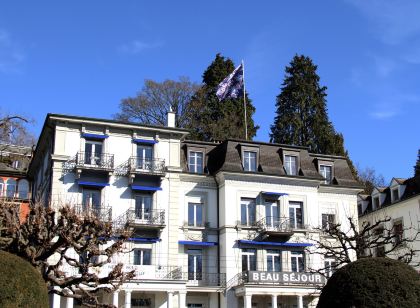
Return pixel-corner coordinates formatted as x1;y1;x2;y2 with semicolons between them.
188;151;204;174
243;151;257;172
284;155;297;175
320;165;332;184
392;188;399;202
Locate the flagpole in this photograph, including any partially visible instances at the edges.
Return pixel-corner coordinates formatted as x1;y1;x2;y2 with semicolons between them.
242;60;248;140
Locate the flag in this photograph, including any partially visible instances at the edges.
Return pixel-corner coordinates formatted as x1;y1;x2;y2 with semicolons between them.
216;63;244;101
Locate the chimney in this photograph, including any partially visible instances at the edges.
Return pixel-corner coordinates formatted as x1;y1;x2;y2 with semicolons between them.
166;108;176;128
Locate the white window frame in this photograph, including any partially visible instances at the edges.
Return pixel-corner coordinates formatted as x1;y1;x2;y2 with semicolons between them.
133;248;152;265
288;201;303;229
240;198;256;226
319;164;333;184
243;151;257;172
284;155;298;175
188;151;204;173
266;249;281;272
392;188;399;202
290;251;305;272
188;202;204;227
5;178;17;198
324;258;336;278
241;248;256;271
187;249;203;280
321;213;335;230
84;140;103;166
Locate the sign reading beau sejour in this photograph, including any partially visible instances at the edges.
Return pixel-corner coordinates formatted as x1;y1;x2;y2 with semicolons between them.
248;271;325;285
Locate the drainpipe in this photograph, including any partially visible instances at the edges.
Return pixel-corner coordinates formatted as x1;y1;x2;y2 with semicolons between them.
215;175;221;308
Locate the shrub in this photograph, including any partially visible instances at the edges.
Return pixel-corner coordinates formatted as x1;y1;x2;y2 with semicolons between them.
318;257;420;308
0;250;49;308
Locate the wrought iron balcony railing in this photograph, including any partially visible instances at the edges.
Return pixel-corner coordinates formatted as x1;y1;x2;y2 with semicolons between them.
114;208;166;231
128;157;165;175
76;152;114;170
72;204;112;221
186;272;226;287
238;217;308;230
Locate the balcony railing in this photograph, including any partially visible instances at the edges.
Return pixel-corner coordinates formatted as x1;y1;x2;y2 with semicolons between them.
72;205;112;221
238;217;308;230
128;157;165;175
76;152;114;170
114;208;165;231
186;272;226;287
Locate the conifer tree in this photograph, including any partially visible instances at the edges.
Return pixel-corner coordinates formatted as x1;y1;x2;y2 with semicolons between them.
415;149;420;177
186;53;259;141
270;55;356;175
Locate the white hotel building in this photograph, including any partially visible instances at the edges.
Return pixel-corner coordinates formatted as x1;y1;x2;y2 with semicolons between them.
28;113;361;308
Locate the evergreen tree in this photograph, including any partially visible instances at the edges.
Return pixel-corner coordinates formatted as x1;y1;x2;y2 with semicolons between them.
415;149;420;177
270;55;357;175
186;53;259;141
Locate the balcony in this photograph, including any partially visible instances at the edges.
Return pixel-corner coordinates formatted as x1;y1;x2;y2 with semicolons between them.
235;270;325;287
256;217;295;239
128;157;165;176
114;208;165;232
75;152;114;171
72;205;112;221
186;272;226;287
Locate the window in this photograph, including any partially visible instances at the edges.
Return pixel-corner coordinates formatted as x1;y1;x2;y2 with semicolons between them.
188;249;202;280
188;151;204;173
240;198;256;226
188;202;203;227
12;160;21;169
84;140;103;166
319;165;332;184
82;189;101;213
0;178;4;197
289;201;303;229
324;259;336;278
392;188;399;202
291;251;305;272
132;298;152;307
357;203;363;216
321;214;335;230
17;179;29;199
265;199;279;228
243;151;257;172
374;227;385;257
6;178;16;198
137;144;153;170
284;155;298;175
266;250;281;272
133;249;151;265
373;197;380;209
241;248;256;271
135;194;153;221
393;221;403;245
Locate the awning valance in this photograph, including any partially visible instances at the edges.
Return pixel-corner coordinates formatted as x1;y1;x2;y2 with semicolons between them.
262;191;289;198
238;240;312;247
129;237;161;243
133;138;158;144
78;181;110;188
179;241;218;246
131;185;162;192
82;133;109;140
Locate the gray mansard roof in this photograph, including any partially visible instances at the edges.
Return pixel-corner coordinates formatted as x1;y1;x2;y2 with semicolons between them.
181;139;361;188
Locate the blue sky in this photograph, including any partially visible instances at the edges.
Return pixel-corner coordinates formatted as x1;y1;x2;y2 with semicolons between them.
0;1;419;182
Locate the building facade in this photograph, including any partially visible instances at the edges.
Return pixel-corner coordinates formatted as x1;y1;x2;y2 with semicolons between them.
29;113;361;308
358;176;420;269
0;143;32;220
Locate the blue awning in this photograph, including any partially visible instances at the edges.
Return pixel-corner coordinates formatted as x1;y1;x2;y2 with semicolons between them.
82;133;109;139
133;138;158;144
262;191;289;197
131;185;162;191
179;241;218;246
129;237;161;243
78;181;110;188
238;240;312;247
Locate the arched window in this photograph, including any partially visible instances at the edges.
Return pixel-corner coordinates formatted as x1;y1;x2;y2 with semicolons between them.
0;178;4;197
6;178;16;198
18;179;29;199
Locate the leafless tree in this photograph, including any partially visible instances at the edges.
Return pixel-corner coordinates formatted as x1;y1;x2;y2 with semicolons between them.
0;201;134;307
357;165;386;194
114;77;200;128
307;216;420;277
0;113;36;147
